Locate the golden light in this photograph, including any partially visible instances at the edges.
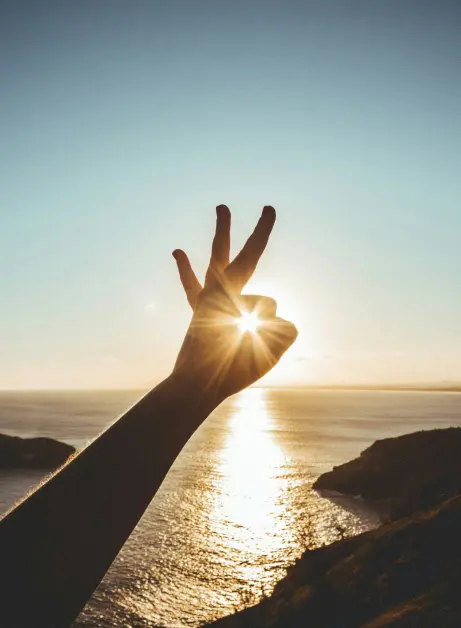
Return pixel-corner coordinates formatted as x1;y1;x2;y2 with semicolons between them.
236;310;261;334
211;388;287;563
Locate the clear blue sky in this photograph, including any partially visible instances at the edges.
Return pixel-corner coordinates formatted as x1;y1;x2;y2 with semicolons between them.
1;0;460;389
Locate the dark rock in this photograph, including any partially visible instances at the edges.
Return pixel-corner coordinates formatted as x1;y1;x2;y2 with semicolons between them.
0;433;75;470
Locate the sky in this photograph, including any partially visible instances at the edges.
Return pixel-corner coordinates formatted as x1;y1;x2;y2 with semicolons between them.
1;0;460;389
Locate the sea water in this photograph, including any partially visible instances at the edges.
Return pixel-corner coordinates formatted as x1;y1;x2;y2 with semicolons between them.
0;388;460;627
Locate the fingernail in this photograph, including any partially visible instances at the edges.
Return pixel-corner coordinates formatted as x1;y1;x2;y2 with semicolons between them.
216;204;226;216
172;250;179;260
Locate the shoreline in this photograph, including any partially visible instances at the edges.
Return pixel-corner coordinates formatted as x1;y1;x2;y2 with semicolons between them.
316;488;385;528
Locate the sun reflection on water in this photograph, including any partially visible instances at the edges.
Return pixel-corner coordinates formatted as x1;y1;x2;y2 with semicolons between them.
216;388;285;538
209;388;292;598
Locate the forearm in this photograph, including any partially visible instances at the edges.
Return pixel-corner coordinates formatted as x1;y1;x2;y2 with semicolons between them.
0;373;218;628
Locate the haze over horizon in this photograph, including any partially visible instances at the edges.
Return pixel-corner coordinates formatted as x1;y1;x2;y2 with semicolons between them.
1;1;460;390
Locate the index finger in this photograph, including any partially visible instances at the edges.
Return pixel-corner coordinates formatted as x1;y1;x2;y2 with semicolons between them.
225;206;276;290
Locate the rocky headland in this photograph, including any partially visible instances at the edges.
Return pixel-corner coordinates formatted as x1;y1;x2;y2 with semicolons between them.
0;433;75;470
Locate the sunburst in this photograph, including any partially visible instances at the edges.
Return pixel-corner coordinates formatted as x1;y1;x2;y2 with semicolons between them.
237;311;261;334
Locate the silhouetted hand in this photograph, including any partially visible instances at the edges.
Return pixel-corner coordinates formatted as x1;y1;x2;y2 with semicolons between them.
172;205;298;402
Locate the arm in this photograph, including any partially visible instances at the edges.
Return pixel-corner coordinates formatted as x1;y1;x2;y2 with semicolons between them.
0;205;297;628
0;375;217;627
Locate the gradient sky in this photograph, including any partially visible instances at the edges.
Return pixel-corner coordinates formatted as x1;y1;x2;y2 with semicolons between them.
1;0;460;389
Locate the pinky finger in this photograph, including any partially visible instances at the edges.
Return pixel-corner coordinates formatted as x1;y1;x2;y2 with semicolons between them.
172;249;202;309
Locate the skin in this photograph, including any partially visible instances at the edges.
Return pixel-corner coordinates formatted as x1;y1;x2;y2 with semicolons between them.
0;205;297;627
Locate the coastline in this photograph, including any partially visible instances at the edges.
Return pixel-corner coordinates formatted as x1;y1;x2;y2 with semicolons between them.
210;427;461;627
316;488;386;527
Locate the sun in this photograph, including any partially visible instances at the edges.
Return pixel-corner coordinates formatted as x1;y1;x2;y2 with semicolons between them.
237;310;261;334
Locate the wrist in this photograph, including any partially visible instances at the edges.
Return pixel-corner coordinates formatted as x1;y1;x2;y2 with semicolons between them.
163;369;223;417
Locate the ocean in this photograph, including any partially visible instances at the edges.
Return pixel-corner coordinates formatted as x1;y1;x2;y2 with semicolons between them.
1;388;461;627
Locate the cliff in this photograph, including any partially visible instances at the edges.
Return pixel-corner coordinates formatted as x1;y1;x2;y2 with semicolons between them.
0;433;75;470
313;427;461;521
208;428;461;628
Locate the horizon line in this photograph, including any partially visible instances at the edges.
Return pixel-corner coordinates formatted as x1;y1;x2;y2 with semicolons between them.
1;383;461;394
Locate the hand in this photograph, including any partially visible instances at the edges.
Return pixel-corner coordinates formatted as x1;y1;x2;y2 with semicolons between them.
172;205;298;402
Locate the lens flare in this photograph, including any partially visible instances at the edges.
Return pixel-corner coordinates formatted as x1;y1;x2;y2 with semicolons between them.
237;311;260;334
